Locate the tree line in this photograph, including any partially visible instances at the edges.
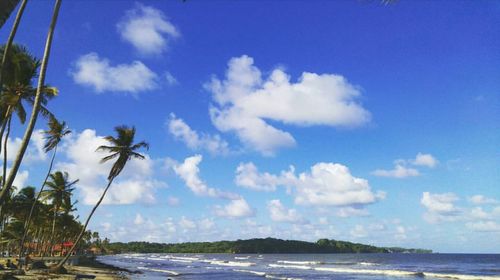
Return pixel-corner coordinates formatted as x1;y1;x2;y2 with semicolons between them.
106;238;432;254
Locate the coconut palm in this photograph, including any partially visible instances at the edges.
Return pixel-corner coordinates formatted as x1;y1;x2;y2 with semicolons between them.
0;44;57;186
41;171;77;256
0;0;62;206
57;125;148;270
0;0;28;87
18;116;70;260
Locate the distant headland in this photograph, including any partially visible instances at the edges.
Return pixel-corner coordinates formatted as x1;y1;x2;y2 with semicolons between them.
106;238;432;254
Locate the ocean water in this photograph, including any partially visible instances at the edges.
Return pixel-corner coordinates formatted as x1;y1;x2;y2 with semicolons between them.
98;253;500;280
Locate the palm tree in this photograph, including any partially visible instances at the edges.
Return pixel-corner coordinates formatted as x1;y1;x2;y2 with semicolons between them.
0;0;62;206
0;0;23;29
41;171;77;256
18;116;70;262
0;44;57;186
0;0;27;87
56;126;148;270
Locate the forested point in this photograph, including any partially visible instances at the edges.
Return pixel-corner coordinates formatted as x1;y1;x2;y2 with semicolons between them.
106;238;432;254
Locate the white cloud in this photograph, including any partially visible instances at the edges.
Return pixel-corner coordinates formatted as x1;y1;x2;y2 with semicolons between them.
168;114;230;155
468;195;498;205
164;72;178;86
12;169;29;188
412;153;438;168
72;53;158;93
350;225;368;239
134;213;145;225
466;221;500;232
421;192;461;223
206;55;370;155
117;4;179;55
235;162;294;192
235;161;384;208
469;207;490;220
57;129;162;205
267;199;305;223
372;153;438;179
167;196;180;206
336;207;370;218
179;216;197;230
371;164;420;178
214;198;255;218
3;129;47;164
198;218;215;231
293;163;384;207
173;155;240;200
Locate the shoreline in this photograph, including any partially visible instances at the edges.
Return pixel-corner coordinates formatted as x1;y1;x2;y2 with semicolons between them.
1;257;138;280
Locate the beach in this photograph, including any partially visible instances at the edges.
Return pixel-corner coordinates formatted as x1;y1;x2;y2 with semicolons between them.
1;258;132;280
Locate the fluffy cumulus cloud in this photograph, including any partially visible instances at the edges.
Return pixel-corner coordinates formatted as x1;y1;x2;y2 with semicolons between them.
167;114;230;155
371;164;420;178
173;155;240;200
235;161;384;208
3;129;47;164
206;55;371;155
372;153;438;179
117;3;180;55
235;162;295;192
56;129;163;205
412;153;438;168
468;195;498;205
214;198;255;218
466;221;500;232
72;53;158;93
420;192;461;223
267;199;305;223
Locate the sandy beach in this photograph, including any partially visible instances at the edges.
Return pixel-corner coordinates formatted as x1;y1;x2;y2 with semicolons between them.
0;258;132;280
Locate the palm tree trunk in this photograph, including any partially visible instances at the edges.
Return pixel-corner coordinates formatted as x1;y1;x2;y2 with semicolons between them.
0;0;28;85
2;116;11;187
0;107;12;169
49;206;57;256
57;177;114;269
18;146;57;267
0;0;61;206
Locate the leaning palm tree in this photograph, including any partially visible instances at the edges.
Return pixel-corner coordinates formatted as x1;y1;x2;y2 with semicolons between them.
0;44;57;186
56;126;148;270
0;0;27;85
0;0;62;206
41;171;77;256
18;116;70;264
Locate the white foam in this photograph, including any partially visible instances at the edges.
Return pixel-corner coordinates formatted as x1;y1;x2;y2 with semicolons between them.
210;260;255;267
269;264;312;270
235;256;251;260
358;262;378;266
170;259;193;263
171;256;200;261
137;266;180;276
277;260;322;265
315;267;500;280
234;269;267;276
146;257;165;261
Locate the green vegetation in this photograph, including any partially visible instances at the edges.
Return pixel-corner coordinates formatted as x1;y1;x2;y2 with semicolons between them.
106;238;432;254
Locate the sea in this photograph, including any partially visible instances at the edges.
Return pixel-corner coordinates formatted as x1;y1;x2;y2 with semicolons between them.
98;253;500;280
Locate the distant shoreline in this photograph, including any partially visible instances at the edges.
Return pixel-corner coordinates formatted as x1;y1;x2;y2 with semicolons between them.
105;237;432;254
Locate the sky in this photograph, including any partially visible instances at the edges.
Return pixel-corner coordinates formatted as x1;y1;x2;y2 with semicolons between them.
1;0;499;253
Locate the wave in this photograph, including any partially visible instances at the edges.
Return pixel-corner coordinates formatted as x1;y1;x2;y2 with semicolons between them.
210;260;255;267
170;256;200;261
277;260;322;265
235;256;251;260
315;267;500;280
234;269;303;280
269;264;312;270
137;266;180;276
234;269;267;276
169;259;193;263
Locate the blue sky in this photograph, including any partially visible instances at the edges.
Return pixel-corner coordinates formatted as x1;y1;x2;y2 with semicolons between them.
1;0;499;253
